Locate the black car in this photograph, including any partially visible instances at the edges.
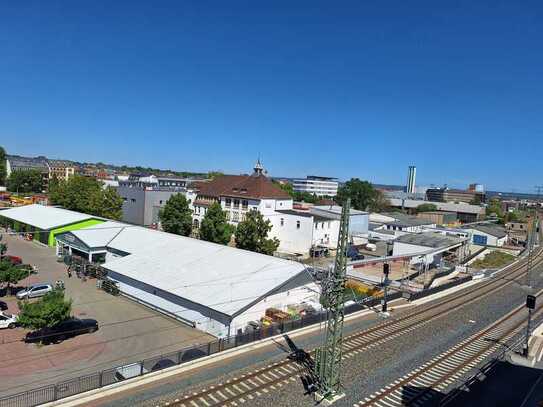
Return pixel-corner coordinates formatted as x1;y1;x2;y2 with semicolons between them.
0;301;7;311
25;318;99;344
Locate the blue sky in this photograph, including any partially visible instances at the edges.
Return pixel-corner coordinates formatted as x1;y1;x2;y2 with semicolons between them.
1;1;542;192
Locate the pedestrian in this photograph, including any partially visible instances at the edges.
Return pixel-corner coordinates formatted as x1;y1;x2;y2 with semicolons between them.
67;267;72;278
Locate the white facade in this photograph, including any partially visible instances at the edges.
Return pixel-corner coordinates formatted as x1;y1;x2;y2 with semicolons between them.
463;228;507;247
292;177;339;197
406;166;417;194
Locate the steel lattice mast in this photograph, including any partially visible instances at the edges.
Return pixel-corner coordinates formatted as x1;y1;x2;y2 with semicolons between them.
315;198;350;403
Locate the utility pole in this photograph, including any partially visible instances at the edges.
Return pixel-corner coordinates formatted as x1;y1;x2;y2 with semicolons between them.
523;295;536;357
525;216;537;288
535;186;543;203
314;198;350;405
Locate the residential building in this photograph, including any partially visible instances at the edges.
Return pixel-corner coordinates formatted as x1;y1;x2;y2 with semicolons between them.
505;221;528;232
406;166;416;194
5;155;49;190
426;187;485;204
47;160;76;182
191;160;292;229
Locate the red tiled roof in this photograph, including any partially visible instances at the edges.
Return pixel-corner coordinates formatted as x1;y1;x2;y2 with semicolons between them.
195;174;291;200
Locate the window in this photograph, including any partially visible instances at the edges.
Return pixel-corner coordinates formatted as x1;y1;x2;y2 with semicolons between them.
280;218;284;226
159;200;163;204
225;198;231;207
234;199;240;208
131;198;136;203
296;221;301;229
321;222;325;229
242;200;248;210
232;212;239;222
315;223;318;229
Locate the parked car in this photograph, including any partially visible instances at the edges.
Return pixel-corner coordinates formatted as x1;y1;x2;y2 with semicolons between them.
0;300;7;311
24;318;99;344
16;284;53;300
0;312;17;329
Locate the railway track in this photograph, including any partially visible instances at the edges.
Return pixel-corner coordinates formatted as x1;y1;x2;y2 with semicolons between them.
355;291;543;407
157;247;543;407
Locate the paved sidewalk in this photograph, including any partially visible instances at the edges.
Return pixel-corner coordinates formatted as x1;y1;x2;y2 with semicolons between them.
0;232;213;397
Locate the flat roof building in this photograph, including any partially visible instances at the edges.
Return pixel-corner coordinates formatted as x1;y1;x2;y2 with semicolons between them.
292;176;339;197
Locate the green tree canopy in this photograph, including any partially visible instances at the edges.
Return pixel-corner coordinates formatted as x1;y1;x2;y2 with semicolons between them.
416;203;438;213
0;261;30;295
486;198;503;218
336;178;389;212
17;289;72;330
0;146;6;185
159;193;193;236
235;210;279;255
200;202;235;245
7;169;44;193
49;176;123;220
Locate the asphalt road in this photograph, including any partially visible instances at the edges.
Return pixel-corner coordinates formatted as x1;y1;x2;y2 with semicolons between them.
93;260;543;407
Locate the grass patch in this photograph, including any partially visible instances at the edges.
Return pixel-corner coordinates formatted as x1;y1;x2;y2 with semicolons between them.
471;251;515;270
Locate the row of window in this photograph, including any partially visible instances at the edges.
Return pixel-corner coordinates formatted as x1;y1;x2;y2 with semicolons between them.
224;198;249;209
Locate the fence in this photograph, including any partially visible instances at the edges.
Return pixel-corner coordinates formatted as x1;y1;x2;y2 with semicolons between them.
0;279;463;407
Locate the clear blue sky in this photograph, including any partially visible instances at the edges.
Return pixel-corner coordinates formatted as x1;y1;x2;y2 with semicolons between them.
1;1;542;192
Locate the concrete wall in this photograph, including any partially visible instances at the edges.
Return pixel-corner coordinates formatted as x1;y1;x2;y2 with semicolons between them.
268;213;313;256
118;187;145;225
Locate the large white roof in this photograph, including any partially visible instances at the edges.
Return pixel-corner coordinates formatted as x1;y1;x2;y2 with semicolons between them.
0;204;97;230
64;222;307;317
69;221;128;248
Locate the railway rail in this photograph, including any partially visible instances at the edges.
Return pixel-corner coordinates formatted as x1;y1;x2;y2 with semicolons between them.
355;291;543;407
157;246;543;407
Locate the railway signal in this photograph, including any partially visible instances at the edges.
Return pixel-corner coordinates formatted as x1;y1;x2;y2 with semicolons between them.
382;263;390;315
523;295;536;357
314;198;350;404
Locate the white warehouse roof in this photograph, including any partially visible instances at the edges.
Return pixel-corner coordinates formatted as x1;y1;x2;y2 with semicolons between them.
60;222;308;318
0;204;98;230
69;221;128;248
387;198;485;215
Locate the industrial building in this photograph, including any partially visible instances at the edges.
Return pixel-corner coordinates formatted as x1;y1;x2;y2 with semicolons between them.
406;166;416;194
292;176;339;197
392;232;469;266
387;198;485;223
463;224;508;247
426;187;485;204
417;211;457;226
0;204;105;246
55;219;318;337
369;212;436;234
117;174;196;226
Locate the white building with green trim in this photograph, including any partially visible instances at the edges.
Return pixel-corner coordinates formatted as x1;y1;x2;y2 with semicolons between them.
0;204;105;246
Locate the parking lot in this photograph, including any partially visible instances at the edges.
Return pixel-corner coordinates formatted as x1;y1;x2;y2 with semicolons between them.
0;232;214;397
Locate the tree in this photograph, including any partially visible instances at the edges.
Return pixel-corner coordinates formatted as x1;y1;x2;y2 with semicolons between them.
0;146;6;185
0;261;29;295
336;178;384;211
17;289;72;330
486;198;503;218
470;195;483;205
416;203;438;213
235;210;279;255
200;202;235;245
0;243;6;259
49;175;123;220
159;193;192;236
7;169;43;193
368;189;390;212
101;186;124;220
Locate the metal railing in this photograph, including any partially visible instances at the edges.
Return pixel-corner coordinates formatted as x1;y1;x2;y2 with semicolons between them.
0;278;467;407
